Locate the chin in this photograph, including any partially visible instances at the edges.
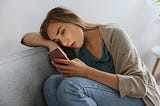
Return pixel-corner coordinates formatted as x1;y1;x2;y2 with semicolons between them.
77;43;83;48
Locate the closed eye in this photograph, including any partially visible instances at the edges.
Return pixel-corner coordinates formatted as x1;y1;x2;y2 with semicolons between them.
61;28;65;35
53;39;61;44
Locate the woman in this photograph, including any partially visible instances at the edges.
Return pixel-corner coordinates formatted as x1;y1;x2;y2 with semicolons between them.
21;6;160;106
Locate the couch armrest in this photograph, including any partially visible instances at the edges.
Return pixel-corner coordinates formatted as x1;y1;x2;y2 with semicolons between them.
0;47;55;106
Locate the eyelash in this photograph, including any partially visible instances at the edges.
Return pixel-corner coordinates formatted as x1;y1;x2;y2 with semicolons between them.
53;39;60;43
53;28;65;44
61;29;65;35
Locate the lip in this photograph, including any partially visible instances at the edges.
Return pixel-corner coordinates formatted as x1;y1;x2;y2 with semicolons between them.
71;41;76;48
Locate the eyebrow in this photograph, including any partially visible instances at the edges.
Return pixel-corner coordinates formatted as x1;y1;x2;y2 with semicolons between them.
56;26;62;36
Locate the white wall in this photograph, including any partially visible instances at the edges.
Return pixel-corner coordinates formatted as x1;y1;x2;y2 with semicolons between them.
0;0;160;72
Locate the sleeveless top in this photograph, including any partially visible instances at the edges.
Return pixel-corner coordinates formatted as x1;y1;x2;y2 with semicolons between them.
78;40;115;74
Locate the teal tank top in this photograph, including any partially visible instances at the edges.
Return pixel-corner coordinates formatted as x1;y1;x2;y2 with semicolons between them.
78;40;115;74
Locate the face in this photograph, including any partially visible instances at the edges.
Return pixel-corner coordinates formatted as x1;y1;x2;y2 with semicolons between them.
47;22;84;48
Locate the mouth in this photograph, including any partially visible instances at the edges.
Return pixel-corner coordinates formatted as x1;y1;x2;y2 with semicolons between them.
71;41;76;48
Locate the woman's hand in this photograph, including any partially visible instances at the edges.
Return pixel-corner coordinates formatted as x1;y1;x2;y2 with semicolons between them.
51;58;89;77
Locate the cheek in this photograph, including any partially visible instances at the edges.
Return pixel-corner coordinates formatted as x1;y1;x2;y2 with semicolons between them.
69;28;84;47
76;31;84;47
74;30;83;40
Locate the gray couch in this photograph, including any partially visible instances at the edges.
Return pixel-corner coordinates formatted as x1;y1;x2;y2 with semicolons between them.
0;45;75;106
0;47;55;106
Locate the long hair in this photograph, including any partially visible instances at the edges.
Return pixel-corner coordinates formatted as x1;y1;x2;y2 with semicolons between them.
40;6;102;39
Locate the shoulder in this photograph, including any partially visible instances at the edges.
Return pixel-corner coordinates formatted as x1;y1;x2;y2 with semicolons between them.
99;24;128;37
99;24;131;46
99;24;136;55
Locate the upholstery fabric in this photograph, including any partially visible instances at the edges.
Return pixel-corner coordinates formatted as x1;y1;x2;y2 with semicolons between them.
0;47;54;106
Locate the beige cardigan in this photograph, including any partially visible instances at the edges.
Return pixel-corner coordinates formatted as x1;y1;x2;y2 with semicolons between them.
97;25;160;106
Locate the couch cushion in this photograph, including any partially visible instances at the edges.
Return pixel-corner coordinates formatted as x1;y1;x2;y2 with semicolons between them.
0;47;55;106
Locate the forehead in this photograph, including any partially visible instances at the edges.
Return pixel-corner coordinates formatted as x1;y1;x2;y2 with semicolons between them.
47;22;62;38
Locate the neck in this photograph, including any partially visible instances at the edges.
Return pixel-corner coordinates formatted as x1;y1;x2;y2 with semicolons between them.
83;28;101;48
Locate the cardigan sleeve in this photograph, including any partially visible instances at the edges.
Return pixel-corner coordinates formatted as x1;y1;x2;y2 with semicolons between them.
109;28;148;98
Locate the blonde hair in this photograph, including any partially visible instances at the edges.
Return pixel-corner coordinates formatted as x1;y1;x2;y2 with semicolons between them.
40;6;102;39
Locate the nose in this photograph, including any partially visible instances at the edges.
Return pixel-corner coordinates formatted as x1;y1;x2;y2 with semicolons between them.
61;39;70;46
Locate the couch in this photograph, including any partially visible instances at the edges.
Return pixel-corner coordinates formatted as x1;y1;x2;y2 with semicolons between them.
0;46;75;106
0;47;55;106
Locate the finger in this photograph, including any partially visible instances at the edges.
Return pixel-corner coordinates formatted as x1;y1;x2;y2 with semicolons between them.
57;69;72;74
51;60;55;65
61;72;73;77
51;60;61;68
62;74;72;77
72;58;80;62
54;58;70;65
58;70;73;77
54;63;72;70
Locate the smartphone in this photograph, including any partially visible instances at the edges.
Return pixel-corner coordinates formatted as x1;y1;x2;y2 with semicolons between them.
48;48;69;60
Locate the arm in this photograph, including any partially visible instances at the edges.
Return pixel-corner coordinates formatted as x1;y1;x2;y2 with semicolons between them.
107;28;147;98
85;66;118;90
21;32;60;51
52;58;118;90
